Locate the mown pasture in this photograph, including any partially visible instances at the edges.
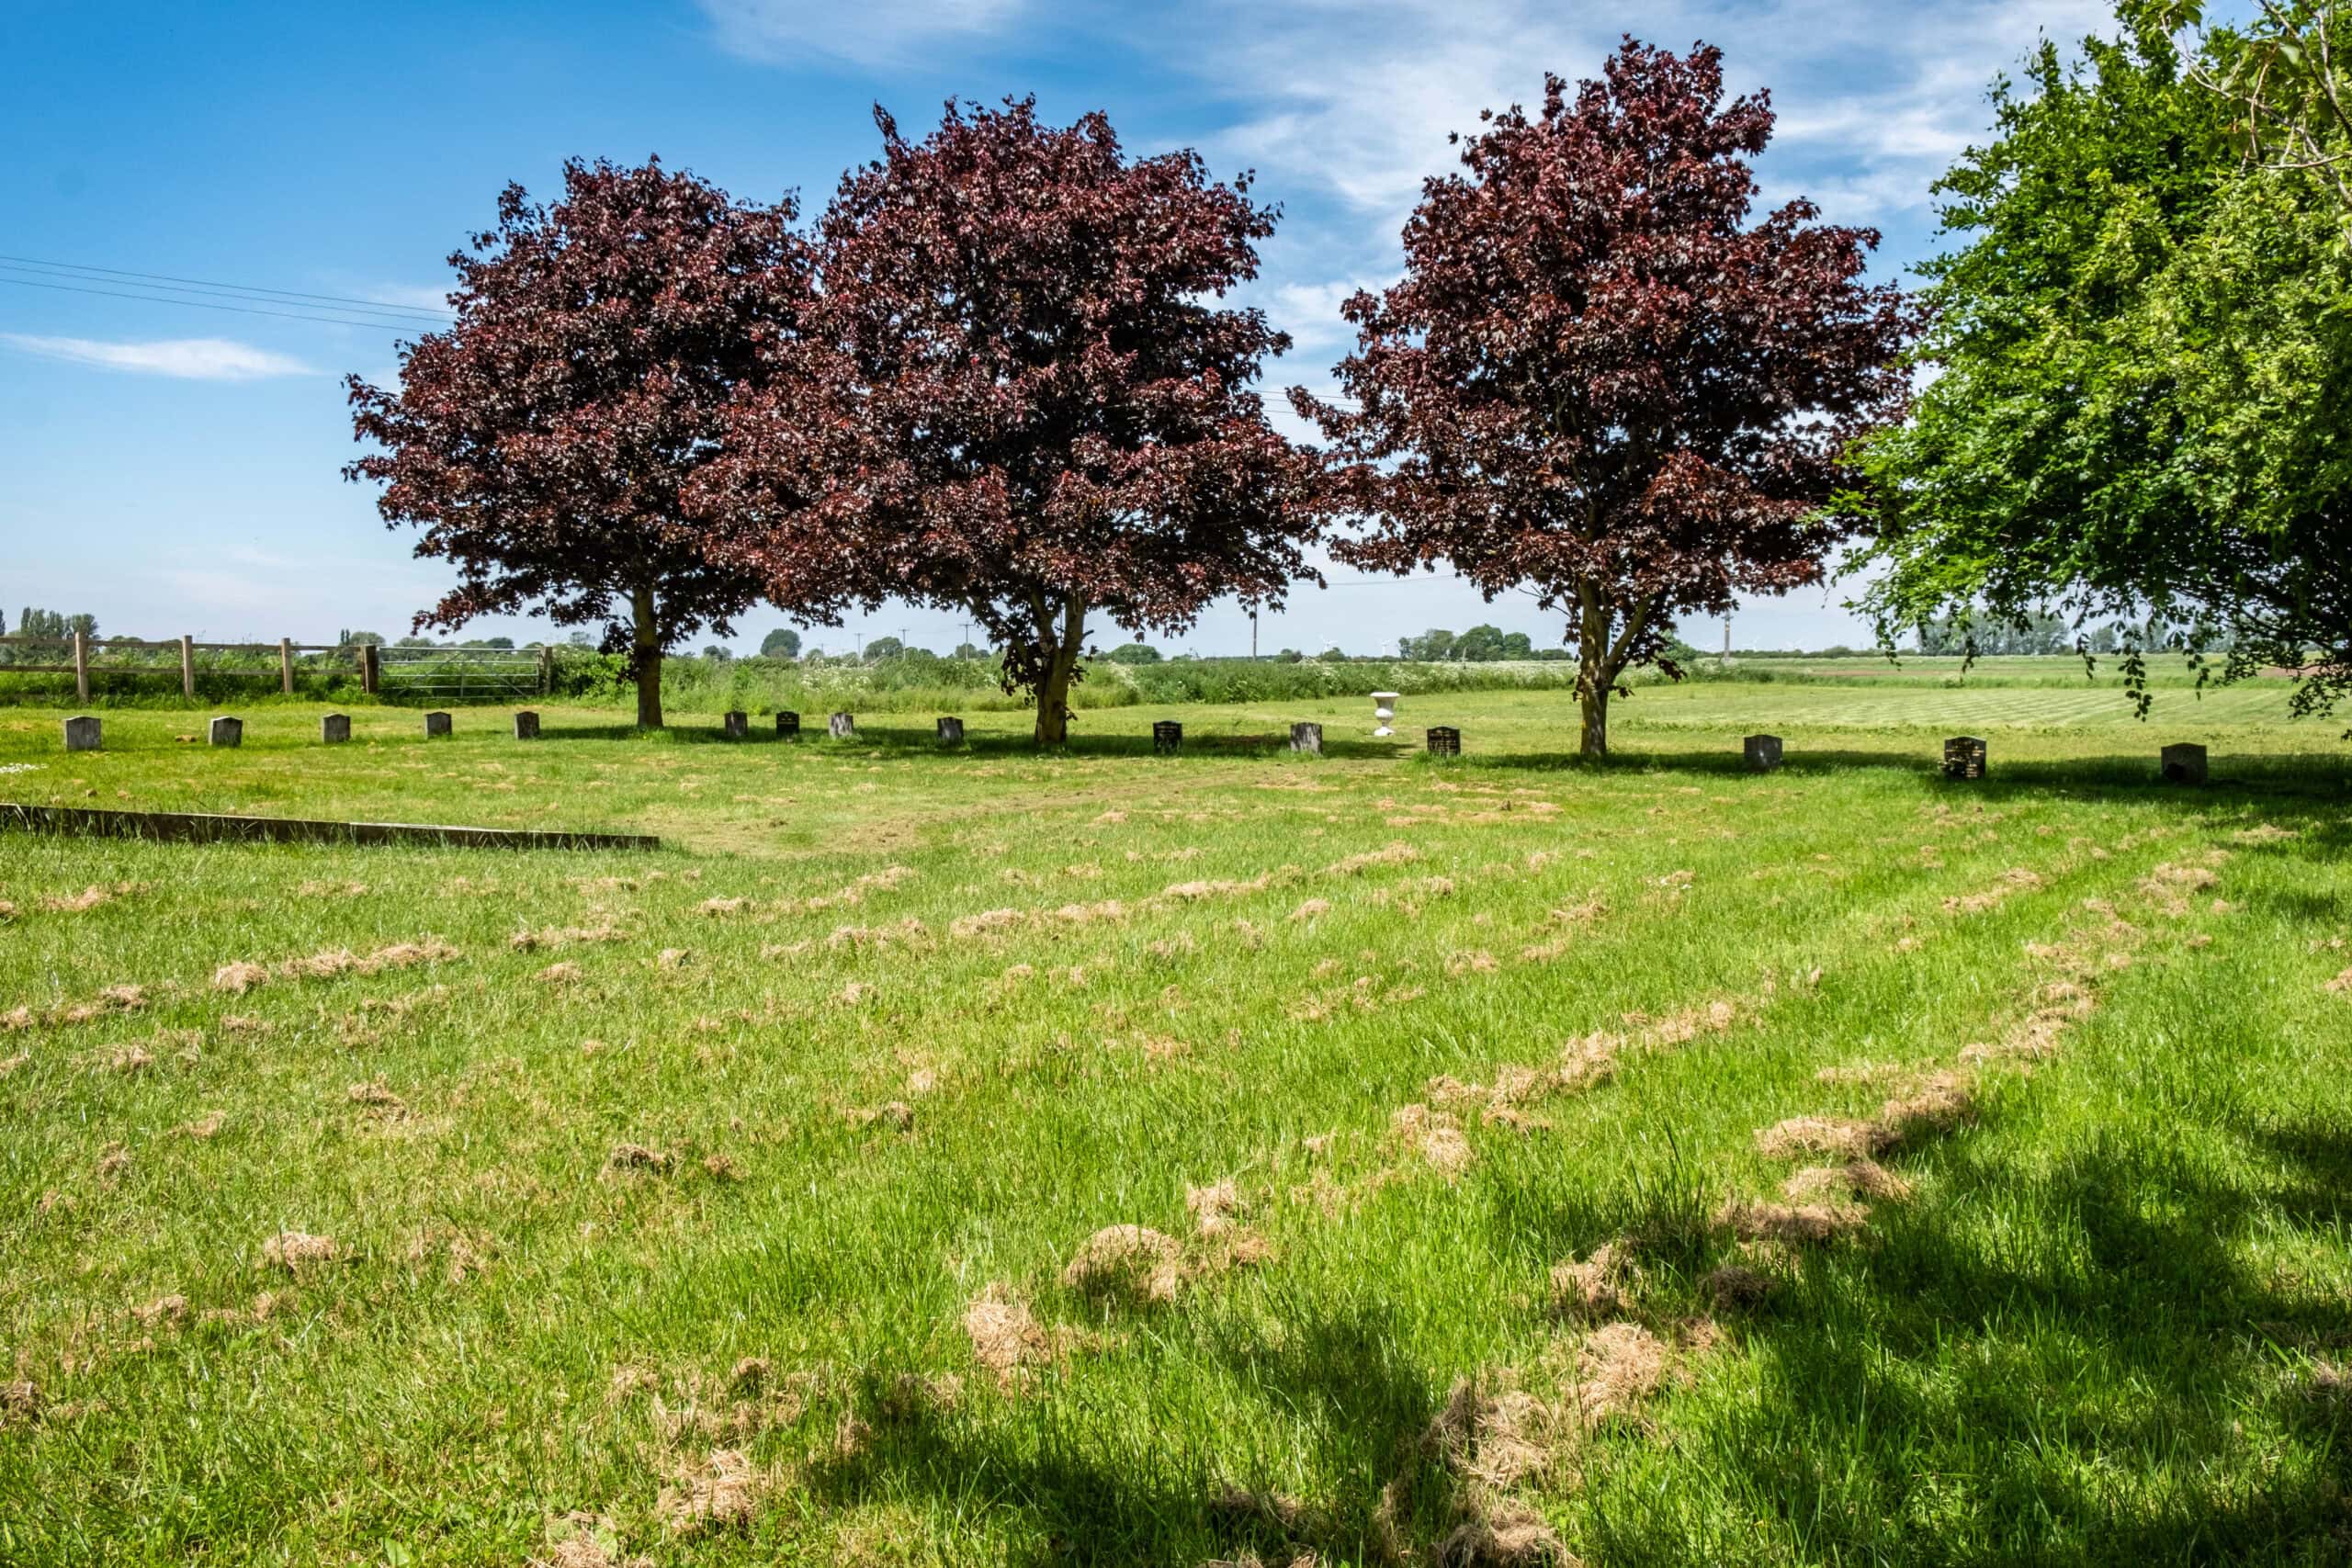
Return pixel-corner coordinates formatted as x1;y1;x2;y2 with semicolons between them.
2;687;2347;1565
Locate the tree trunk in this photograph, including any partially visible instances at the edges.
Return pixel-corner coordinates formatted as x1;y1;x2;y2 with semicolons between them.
1574;598;1611;760
1577;682;1610;759
630;584;663;730
1031;597;1088;748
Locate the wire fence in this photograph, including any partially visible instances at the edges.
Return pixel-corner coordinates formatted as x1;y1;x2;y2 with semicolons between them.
0;634;550;705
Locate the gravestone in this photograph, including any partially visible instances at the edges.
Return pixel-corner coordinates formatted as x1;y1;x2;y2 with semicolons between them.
1427;726;1462;757
1289;721;1323;755
1743;733;1782;773
829;712;855;740
722;710;748;740
937;716;965;745
512;711;539;741
2160;742;2208;784
62;715;101;753
321;713;352;745
424;711;453;739
775;710;801;738
1943;736;1986;780
209;716;243;748
1152;720;1182;754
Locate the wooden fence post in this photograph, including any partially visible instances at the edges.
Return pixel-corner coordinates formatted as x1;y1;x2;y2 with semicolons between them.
73;631;90;702
539;644;553;695
179;635;195;701
278;637;294;695
361;642;379;694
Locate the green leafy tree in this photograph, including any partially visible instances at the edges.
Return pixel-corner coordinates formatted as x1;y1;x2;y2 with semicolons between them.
1400;628;1458;661
760;627;802;659
1453;624;1504;661
862;636;905;663
1102;642;1163;664
1854;13;2352;716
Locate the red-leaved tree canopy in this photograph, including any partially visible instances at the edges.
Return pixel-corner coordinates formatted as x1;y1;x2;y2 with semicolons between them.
705;99;1330;745
345;157;842;728
1295;39;1917;757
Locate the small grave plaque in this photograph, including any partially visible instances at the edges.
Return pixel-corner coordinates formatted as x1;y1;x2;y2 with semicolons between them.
829;711;855;740
1943;736;1986;780
2160;742;2208;784
722;710;748;740
1743;733;1782;773
1152;720;1182;754
937;716;965;745
424;711;453;739
63;715;101;753
209;716;243;748
775;710;801;738
322;713;352;745
1289;721;1323;755
512;711;539;741
1427;726;1462;757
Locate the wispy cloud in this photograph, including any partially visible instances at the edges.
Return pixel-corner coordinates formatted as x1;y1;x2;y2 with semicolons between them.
1180;0;2111;231
697;0;1026;67
1;333;314;380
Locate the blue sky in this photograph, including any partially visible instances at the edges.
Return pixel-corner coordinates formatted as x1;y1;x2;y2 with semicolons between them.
0;0;2106;657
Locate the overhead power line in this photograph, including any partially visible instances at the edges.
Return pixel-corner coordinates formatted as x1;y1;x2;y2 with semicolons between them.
0;254;455;321
0;276;432;335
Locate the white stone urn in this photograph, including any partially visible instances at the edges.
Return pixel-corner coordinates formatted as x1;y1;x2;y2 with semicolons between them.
1371;691;1400;737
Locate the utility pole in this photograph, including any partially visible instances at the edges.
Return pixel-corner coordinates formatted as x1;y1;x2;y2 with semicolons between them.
1250;609;1259;660
1722;614;1733;666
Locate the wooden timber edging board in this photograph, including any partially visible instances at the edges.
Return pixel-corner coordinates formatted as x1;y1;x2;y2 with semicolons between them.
0;802;657;852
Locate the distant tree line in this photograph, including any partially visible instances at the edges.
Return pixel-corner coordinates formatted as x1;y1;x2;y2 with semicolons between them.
0;607;99;666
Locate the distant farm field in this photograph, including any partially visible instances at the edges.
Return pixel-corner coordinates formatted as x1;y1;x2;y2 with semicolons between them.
2;689;2347;1566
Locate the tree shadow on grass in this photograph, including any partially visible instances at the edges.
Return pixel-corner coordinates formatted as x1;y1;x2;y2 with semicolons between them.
1577;1126;2352;1566
786;1119;2352;1565
803;1302;1468;1567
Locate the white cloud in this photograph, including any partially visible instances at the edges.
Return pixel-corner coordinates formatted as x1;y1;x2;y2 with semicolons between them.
1268;277;1390;354
697;0;1025;66
1175;0;2109;227
0;333;314;380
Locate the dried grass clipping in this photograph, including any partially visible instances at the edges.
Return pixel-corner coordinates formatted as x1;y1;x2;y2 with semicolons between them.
654;1448;760;1535
1062;1224;1184;1305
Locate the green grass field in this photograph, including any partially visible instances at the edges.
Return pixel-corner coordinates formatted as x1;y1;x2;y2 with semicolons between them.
3;687;2348;1566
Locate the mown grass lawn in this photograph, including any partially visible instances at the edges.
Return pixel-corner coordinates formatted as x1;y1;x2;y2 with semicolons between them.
2;692;2347;1566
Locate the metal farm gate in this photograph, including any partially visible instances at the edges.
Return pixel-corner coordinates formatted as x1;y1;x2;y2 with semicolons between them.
372;644;550;704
